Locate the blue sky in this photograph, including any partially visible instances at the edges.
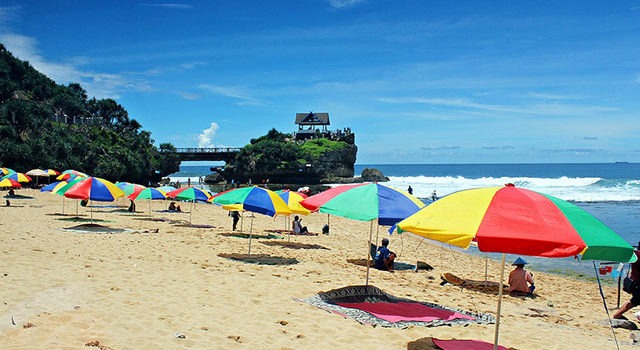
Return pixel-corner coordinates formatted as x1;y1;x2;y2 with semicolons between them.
1;1;639;164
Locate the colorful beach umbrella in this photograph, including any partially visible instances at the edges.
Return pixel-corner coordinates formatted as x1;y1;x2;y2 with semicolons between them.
165;187;214;223
301;182;425;285
212;186;291;217
277;190;310;215
212;186;292;254
1;172;32;183
0;167;15;175
129;187;167;216
43;169;60;176
396;183;636;349
300;182;425;226
64;177;125;202
117;182;147;196
396;184;636;262
157;185;177;193
0;178;21;188
166;187;212;202
57;169;88;181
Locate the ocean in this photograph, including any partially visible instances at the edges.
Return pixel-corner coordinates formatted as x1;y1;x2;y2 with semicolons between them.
170;162;640;280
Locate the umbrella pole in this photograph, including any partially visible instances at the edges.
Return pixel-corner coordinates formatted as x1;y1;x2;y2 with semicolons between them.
485;255;488;285
248;216;254;255
190;201;194;224
365;220;374;286
149;200;152;217
494;253;506;350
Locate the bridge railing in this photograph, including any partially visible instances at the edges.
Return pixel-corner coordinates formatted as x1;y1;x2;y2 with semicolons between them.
175;147;241;153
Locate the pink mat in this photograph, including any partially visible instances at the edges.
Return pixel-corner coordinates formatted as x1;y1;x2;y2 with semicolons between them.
336;301;476;323
432;338;509;350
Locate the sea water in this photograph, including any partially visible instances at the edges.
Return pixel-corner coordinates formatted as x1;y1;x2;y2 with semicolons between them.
170;163;640;279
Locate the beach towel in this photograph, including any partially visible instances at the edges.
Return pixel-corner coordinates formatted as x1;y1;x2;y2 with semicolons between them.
297;285;494;328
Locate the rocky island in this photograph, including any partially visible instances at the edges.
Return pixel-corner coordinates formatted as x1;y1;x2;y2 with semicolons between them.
207;112;386;189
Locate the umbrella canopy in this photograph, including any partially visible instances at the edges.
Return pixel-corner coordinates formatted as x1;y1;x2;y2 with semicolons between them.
300;182;425;226
129;187;167;200
166;187;213;202
396;183;636;349
277;190;311;215
1;172;32;183
41;181;64;192
117;182;147;196
43;169;60;176
0;167;15;175
396;184;636;263
63;177;125;202
158;185;177;193
26;169;49;177
212;186;292;217
57;169;88;180
0;178;21;188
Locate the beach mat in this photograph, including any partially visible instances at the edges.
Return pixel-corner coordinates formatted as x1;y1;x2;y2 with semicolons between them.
218;253;298;265
297;285;494;328
260;241;329;250
408;337;516;350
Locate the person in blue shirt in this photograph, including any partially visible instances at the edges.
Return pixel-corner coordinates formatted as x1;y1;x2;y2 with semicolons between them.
374;238;396;272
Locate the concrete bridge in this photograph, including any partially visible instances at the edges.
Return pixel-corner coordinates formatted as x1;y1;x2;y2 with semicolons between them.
175;147;240;162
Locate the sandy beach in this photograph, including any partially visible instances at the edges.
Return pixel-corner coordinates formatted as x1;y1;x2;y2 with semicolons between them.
0;188;636;349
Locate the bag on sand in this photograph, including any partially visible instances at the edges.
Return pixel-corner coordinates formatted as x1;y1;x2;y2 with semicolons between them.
623;277;636;294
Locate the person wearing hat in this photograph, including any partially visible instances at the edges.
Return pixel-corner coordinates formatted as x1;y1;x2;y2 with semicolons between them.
374;238;396;272
508;257;535;295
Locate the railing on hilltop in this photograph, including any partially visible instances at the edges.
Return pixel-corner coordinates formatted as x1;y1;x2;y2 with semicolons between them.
175;147;241;153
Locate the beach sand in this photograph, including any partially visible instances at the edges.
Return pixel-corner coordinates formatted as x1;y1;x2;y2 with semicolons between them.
0;188;636;349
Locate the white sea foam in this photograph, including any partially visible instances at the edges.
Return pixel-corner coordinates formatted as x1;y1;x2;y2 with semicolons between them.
386;175;640;202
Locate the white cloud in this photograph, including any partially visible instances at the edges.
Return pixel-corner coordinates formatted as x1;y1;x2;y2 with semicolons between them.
199;84;263;105
0;33;150;99
139;3;193;10
328;0;365;9
198;122;219;148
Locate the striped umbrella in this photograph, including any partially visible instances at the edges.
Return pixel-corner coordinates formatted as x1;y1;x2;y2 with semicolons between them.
212;186;292;254
301;182;425;285
0;178;21;188
396;183;636;348
0;167;15;175
1;172;32;183
64;177;125;220
129;187;167;216
166;187;214;223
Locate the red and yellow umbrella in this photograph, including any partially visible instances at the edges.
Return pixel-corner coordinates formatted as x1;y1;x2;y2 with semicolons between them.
64;177;125;202
0;178;21;188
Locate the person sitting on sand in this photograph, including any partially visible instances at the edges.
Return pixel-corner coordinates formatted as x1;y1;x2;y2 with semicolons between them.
374;238;396;272
508;257;535;295
8;189;15;197
614;241;640;320
292;215;308;234
168;201;181;212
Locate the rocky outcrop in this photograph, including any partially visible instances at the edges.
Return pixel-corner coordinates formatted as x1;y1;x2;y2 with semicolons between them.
361;168;389;182
317;144;358;182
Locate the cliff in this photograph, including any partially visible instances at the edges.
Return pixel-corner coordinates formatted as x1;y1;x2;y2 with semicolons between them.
213;129;357;185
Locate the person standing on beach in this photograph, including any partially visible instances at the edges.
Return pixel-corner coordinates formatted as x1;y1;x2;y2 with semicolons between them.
407;186;413;195
614;241;640;320
230;210;240;231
